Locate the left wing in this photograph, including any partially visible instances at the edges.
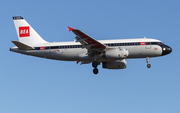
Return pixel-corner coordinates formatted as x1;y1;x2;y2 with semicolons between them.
68;27;107;51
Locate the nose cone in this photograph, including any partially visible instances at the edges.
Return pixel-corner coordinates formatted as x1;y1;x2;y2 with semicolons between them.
161;45;172;56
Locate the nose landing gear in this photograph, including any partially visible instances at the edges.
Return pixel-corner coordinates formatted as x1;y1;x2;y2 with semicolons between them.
147;64;151;68
146;57;151;68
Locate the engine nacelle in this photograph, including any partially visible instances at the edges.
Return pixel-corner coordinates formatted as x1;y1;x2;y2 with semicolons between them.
101;48;129;59
102;59;127;69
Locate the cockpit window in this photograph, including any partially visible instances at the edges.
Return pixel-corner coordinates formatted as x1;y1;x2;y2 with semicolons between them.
151;42;164;45
158;42;164;45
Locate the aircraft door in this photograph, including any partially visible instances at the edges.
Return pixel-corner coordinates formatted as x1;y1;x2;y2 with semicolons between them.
145;39;151;49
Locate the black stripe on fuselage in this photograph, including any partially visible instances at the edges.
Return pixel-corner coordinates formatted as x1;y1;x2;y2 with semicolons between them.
33;42;164;50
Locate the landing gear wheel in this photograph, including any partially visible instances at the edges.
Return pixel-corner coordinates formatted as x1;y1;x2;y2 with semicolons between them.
147;64;151;68
93;68;99;74
146;57;151;68
92;61;98;68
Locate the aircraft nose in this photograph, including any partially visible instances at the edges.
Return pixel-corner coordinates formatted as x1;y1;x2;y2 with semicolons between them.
161;45;172;56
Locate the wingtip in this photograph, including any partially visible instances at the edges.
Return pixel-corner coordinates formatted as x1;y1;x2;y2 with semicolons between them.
68;26;73;32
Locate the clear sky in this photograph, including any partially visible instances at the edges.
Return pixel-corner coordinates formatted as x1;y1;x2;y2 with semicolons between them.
0;0;179;113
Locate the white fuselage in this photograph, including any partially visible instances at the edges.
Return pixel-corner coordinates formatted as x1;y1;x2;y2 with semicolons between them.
11;38;163;62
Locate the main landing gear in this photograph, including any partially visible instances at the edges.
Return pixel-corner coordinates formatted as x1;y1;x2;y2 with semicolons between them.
93;68;98;74
92;61;99;74
146;57;151;68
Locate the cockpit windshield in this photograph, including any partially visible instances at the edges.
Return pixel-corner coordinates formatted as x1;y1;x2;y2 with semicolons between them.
151;42;165;45
158;42;164;45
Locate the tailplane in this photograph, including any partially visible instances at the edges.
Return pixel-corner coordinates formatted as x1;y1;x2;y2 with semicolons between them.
11;41;34;50
13;16;47;45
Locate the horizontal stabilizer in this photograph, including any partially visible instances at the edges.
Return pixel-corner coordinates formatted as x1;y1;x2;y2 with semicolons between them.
11;41;34;50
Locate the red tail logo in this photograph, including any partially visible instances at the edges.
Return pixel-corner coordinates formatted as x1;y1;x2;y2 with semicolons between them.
19;26;30;37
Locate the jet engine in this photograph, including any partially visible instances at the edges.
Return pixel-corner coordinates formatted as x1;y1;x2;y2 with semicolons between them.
102;59;127;69
101;48;129;59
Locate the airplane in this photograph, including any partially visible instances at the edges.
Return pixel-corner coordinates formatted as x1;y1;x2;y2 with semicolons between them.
10;16;172;74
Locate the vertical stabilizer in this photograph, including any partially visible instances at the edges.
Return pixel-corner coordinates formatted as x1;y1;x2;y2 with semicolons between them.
13;16;47;45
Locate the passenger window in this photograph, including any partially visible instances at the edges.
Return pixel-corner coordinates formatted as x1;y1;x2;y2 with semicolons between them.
45;47;49;49
146;42;150;45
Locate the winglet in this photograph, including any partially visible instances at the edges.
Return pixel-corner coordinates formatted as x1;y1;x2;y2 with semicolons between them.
68;26;73;32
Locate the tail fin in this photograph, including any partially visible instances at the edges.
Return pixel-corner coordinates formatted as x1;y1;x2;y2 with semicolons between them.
13;16;47;45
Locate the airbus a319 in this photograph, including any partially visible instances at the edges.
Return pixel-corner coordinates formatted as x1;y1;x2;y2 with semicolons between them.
10;16;172;74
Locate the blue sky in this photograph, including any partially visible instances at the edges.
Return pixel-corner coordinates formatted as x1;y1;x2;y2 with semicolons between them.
0;0;179;113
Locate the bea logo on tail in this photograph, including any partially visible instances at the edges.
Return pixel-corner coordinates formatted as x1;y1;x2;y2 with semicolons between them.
19;26;30;37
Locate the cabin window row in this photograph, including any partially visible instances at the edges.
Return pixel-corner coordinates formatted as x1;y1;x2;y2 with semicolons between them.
34;42;160;50
104;42;141;46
